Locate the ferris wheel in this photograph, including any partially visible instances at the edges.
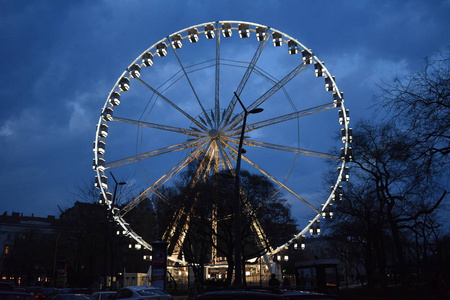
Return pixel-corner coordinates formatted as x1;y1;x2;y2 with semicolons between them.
93;21;352;264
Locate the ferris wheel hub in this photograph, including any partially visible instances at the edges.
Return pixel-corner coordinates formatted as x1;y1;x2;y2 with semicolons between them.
208;129;219;138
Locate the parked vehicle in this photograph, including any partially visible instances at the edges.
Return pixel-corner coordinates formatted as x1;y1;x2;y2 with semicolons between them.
0;283;14;292
194;287;339;300
59;289;92;295
115;286;172;300
0;291;33;300
26;287;57;300
91;291;116;300
51;294;95;300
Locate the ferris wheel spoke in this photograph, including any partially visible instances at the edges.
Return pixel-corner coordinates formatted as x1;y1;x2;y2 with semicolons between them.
191;139;226;186
194;143;217;183
153;189;173;206
203;144;219;179
241;195;274;253
105;138;208;169
135;77;209;131
215;27;221;127
224;143;320;213
226;102;335;137
248;61;308;109
120;142;210;216
165;197;196;255
217;140;236;172
228;62;309;130
171;48;213;128
113;116;207;138
220;34;270;128
213;143;220;174
246;102;335;133
243;154;320;214
164;145;217;253
227;138;339;161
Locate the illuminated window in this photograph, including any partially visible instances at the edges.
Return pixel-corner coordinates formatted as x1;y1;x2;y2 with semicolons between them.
4;245;9;255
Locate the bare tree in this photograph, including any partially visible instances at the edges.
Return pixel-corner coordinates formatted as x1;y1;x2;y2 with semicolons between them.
378;51;450;161
331;178;389;287
334;120;447;286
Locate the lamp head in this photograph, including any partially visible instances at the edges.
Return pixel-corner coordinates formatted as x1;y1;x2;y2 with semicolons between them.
249;108;264;114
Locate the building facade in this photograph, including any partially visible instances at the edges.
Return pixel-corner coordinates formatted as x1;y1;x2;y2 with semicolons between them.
0;211;58;286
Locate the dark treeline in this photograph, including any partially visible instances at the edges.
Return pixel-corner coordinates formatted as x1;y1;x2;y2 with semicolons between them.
327;51;449;288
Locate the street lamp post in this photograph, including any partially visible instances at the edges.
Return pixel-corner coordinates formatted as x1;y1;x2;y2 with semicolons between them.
233;92;263;286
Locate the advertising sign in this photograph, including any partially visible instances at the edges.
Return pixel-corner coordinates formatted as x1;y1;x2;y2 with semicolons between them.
150;241;168;290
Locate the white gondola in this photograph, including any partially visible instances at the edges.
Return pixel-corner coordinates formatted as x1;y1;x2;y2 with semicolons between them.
99;191;112;205
321;203;333;219
204;24;215;39
288;40;298;55
95;174;108;189
171;34;182;49
221;23;232;37
93;157;105;172
118;77;130;91
341;128;353;143
108;92;120;106
332;185;343;201
156;43;167;57
255;27;266;41
98;123;108;138
325;76;335;92
93;140;105;155
340;147;353;162
309;220;321;235
338;166;350;182
338;109;350;125
314;62;325;77
272;32;282;47
188;28;199;43
333;92;343;107
129;64;141;78
238;24;250;38
102;107;113;122
301;49;313;64
142;52;153;67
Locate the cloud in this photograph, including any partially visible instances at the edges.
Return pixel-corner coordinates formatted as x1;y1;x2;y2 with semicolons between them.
0;121;13;137
0;109;43;142
67;101;90;134
65;82;109;135
1;1;450;225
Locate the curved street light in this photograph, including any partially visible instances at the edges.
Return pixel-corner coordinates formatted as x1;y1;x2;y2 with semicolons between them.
233;92;263;286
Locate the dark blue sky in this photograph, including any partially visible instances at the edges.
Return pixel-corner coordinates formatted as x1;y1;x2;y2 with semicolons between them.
1;0;450;218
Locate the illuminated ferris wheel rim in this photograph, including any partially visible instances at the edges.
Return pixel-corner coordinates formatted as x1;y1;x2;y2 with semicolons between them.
93;20;352;263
